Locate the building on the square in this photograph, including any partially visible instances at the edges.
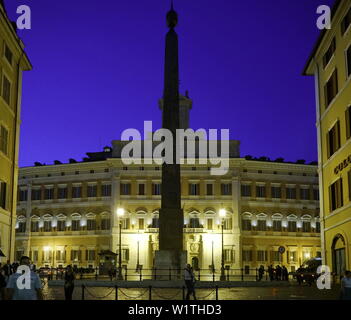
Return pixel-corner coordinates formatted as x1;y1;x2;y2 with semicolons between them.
15;137;321;277
0;1;32;261
303;0;351;277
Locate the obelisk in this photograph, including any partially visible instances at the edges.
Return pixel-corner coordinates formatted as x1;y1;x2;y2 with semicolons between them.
154;2;186;278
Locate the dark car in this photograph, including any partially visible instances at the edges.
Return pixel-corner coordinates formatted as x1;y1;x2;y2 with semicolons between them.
294;258;322;285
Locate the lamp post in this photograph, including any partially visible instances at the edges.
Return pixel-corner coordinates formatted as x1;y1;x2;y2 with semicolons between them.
116;208;124;280
219;209;226;281
211;241;214;273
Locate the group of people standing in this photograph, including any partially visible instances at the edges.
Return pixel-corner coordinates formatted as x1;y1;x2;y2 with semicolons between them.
264;265;289;281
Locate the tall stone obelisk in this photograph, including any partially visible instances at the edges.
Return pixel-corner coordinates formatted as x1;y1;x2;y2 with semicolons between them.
154;3;186;277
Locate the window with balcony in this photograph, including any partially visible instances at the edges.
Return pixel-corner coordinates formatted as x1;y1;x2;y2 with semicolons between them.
271;251;282;262
257;220;266;231
288;221;297;232
189;217;200;228
223;218;232;230
324;69;338;107
152;216;159;228
17;222;26;233
288;251;297;263
242;219;251;231
329;178;343;212
31;221;39;232
87;219;96;231
273;220;282;232
224;249;234;263
138;218;145;230
207;218;213;230
71;220;80;231
44;221;52;232
302;221;311;233
71;250;81;262
101;218;110;230
327;121;341;158
57;220;66;231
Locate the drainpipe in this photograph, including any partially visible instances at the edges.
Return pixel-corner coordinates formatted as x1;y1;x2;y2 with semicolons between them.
312;57;327;269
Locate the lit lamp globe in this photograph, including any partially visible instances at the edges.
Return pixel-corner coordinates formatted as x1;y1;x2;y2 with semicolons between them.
219;209;226;218
117;208;125;217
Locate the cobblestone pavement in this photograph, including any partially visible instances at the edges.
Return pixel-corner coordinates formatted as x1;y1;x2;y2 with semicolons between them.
42;283;340;300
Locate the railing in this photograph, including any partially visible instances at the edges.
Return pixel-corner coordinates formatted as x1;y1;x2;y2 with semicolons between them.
42;267;293;282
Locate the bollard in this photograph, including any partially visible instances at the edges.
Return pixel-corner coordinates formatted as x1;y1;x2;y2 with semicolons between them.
140;269;142;281
241;268;244;281
212;272;215;282
149;286;152;300
215;286;218;300
81;284;85;300
125;267;128;281
115;286;118;300
182;286;186;300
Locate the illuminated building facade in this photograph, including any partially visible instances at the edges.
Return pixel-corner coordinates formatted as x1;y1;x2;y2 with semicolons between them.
0;1;31;262
304;0;351;276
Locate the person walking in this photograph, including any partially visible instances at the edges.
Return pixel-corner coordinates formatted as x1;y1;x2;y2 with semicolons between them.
184;264;196;300
6;256;43;300
258;265;265;281
64;265;75;300
275;265;282;281
268;265;274;281
3;260;12;282
341;271;351;300
0;264;6;300
282;266;289;281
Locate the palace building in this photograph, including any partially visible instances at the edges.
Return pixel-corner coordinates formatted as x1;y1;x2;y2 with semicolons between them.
15;139;321;277
304;0;351;277
0;1;31;262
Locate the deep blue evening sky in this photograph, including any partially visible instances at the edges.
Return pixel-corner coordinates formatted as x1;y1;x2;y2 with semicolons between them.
6;0;335;167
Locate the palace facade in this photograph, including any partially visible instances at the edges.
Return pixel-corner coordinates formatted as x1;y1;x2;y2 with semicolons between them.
15;144;320;276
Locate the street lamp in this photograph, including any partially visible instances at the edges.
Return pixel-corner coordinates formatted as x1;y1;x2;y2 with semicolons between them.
219;208;226;281
116;207;125;280
135;233;142;273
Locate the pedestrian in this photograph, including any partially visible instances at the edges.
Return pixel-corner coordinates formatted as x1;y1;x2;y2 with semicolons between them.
268;265;274;281
282;266;289;281
0;264;6;300
64;265;75;300
296;267;303;285
276;265;282;281
258;265;264;281
6;256;43;300
340;271;351;300
3;260;12;281
184;264;196;300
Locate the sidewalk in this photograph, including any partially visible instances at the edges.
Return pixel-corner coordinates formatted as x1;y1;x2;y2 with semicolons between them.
48;279;298;288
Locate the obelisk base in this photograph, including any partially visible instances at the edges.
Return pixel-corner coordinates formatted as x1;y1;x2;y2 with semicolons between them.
154;250;187;280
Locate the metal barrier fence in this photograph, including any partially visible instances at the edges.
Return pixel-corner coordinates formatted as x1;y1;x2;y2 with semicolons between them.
43;267;293;282
80;285;220;300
